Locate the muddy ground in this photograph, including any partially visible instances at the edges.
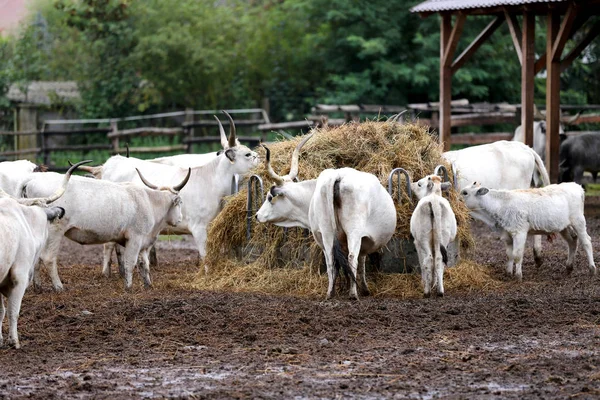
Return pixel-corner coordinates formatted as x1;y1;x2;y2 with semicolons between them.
1;199;600;399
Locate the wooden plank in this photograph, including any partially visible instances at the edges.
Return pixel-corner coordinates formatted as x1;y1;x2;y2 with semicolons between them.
546;10;561;183
0;130;39;136
551;3;578;62
561;20;600;72
183;136;261;144
450;112;517;127
452;16;504;73
521;11;536;147
43;144;113;152
504;9;523;65
443;13;466;67
450;133;513;145
440;13;453;151
534;53;546;74
0;148;41;157
182;119;266;128
125;145;187;153
564;114;600;124
257;121;314;131
43;127;112;136
107;127;183;139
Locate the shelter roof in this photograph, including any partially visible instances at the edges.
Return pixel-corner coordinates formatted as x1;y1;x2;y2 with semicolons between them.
411;0;568;14
7;81;80;106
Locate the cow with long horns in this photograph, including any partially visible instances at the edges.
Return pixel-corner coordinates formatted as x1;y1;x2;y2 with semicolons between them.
23;167;191;290
256;135;397;300
76;111;259;273
0;160;86;348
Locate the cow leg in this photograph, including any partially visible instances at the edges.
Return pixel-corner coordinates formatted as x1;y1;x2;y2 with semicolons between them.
190;224;209;273
123;241;142;290
592;171;598;183
433;244;445;297
415;241;433;298
0;296;5;346
560;228;578;274
501;232;514;276
115;245;125;278
138;248;152;288
533;235;543;267
6;275;27;349
571;217;596;275
149;246;158;269
38;231;65;292
573;166;585;186
512;232;528;281
102;243;115;277
358;256;370;297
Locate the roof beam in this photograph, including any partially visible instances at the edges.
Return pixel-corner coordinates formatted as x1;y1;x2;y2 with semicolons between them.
451;16;504;73
504;9;523;65
442;13;467;67
535;13;589;73
551;2;578;62
561;20;600;72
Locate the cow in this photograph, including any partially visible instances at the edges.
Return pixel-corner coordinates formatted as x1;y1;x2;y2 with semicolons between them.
76;111;259;273
559;132;600;185
0;160;47;197
0;160;85;348
149;115;245;168
443;140;551;266
409;175;457;298
460;182;596;281
256;142;397;300
23;168;191;290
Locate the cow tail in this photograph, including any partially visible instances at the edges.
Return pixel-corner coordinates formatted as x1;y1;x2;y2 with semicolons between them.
328;176;356;284
531;148;550;187
429;201;447;266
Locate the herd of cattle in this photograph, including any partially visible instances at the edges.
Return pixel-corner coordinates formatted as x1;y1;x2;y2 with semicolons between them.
0;111;597;348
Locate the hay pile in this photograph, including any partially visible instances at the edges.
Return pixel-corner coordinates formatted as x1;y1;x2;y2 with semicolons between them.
190;120;490;298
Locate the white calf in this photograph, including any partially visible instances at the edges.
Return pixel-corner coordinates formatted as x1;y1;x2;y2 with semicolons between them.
410;175;457;297
461;182;596;280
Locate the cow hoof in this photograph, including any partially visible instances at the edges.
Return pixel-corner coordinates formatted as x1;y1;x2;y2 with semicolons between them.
361;289;371;297
6;339;20;349
436;292;444;298
566;265;574;274
53;285;64;293
534;257;543;268
423;292;431;299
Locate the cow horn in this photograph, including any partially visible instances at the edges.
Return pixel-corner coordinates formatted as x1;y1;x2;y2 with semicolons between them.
288;133;314;182
565;111;581;125
222;110;237;148
21;160;92;206
136;168;159;190
261;144;284;186
215;115;229;149
533;104;545;120
173;168;192;192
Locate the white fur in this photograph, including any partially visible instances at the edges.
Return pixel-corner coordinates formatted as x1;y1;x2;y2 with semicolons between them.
410;176;457;297
513;121;565;161
461;182;596;280
0;160;40;197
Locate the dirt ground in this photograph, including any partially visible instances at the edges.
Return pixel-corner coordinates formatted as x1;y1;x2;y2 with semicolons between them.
1;199;600;399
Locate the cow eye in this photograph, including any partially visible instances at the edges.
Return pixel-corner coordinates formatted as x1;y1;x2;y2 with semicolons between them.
418;183;422;187
461;190;467;196
245;153;251;157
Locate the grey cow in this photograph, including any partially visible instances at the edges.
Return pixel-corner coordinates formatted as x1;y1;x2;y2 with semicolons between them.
559;132;600;185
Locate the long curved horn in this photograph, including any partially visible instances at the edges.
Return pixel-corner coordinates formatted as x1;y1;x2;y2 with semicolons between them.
20;160;92;206
533;104;545;120
288;133;314;181
215;115;229;149
222;110;237;148
261;144;284;186
564;111;581;125
125;142;130;158
135;168;158;190
172;168;192;192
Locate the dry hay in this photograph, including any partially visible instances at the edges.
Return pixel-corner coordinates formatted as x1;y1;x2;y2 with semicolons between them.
190;120;486;297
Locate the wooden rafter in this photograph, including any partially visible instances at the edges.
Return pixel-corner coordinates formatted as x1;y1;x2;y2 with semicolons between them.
443;13;467;67
551;3;578;62
504;9;523;64
521;11;536;147
451;16;504;73
561;20;600;71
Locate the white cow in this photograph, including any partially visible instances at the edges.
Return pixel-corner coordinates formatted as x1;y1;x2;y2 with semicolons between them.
460;182;596;281
0;160;46;197
256;141;396;300
410;175;457;297
23;168;191;290
0;161;83;348
78;112;259;272
512;121;565;160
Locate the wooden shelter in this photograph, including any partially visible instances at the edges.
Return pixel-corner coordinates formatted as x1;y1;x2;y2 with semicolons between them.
411;0;600;182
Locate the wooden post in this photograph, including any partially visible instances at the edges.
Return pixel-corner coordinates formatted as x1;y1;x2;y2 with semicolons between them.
17;104;38;161
110;120;119;155
521;12;535;147
440;14;453;151
185;108;194;154
546;10;561;183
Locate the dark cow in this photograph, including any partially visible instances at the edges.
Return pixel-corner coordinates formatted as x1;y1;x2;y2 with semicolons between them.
559;132;600;185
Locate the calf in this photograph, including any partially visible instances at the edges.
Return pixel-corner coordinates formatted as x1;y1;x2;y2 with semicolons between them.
0;161;83;348
460;182;596;280
23;169;191;290
410;175;457;297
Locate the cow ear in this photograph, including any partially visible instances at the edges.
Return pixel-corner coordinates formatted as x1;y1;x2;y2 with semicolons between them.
476;187;489;196
225;149;236;162
441;182;452;191
539;121;546;133
427;181;433;190
44;207;65;222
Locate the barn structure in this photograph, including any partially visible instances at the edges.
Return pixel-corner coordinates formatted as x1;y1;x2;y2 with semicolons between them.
411;0;600;182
